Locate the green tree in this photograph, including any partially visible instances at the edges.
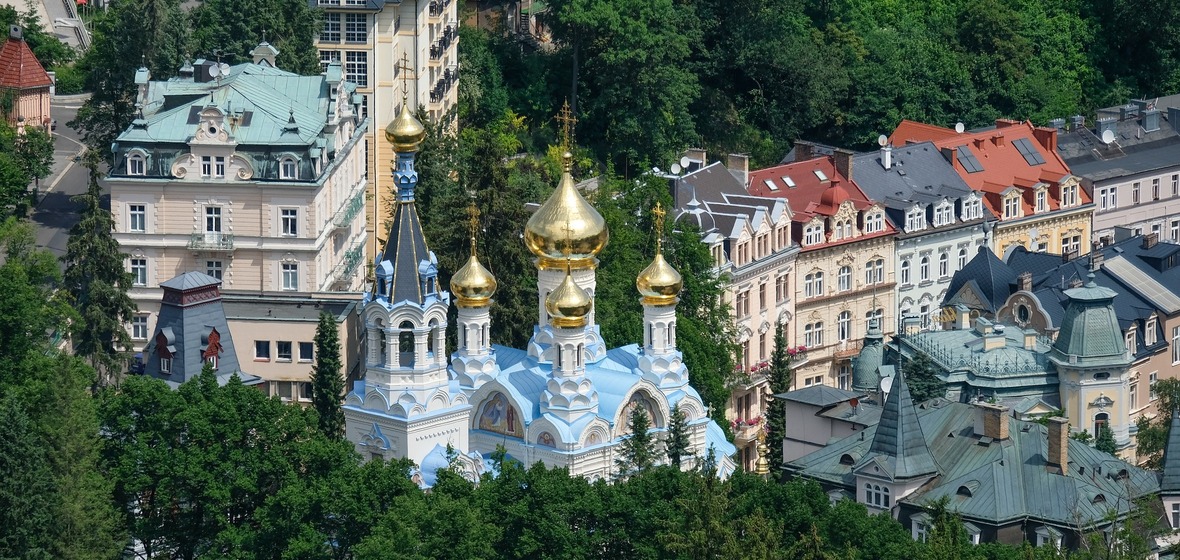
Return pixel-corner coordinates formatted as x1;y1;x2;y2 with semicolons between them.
1095;424;1118;456
1134;378;1180;469
0;121;54;213
0;5;75;68
903;350;945;404
0;218;72;375
665;403;691;468
615;406;657;477
311;311;345;439
62;153;137;385
0;396;56;559
188;0;321;75
765;320;791;475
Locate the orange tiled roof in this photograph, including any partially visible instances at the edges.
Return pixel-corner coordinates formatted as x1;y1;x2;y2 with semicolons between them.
889;119;960;146
0;37;52;90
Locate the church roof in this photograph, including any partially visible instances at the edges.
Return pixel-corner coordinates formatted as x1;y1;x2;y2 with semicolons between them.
1162;408;1180;494
860;370;938;480
0;36;52;90
379;197;433;305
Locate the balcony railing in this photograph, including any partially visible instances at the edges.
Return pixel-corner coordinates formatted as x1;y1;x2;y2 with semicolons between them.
834;339;863;359
188;232;235;251
329;243;365;287
332;189;366;230
732;419;763;444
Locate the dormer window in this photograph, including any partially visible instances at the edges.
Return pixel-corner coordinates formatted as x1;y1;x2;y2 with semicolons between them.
1035;189;1047;213
280;157;298;180
962;195;982;221
128;153;146;176
1003;194;1021;219
1061;183;1079;208
934;201;953;227
906;206;926;232
1147;317;1158;345
864;211;884;233
804;223;824;246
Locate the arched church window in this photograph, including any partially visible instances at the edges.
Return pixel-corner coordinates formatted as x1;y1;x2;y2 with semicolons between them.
427;319;439;355
399;321;414;367
577;343;584;368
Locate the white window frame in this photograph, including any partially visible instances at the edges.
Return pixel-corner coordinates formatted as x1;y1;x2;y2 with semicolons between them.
938;251;949;278
214;156;225;178
804;224;823;245
206;260;223;280
344;13;367;43
255;340;271;361
345;51;368;87
1004;195;1019;219
128;154;146;176
1172;326;1179;364
280;157;298;180
919;256;930;282
321;13;341;42
277;341;293;362
159;357;171;373
299;341;314;362
129;204;146;232
958;248;968;270
201;155;212;177
319;49;341;71
130;258;147;286
281;208;298;237
900;259;911;285
282;263;299;291
131;315;148;340
838;266;851;292
838;311;851;341
1035;189;1047;213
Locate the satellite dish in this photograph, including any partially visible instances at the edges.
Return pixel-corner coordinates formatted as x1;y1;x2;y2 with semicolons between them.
208;64;221;78
1101;129;1116;144
879;376;894;397
877;134;888;147
849;397;860;408
954;122;966;134
679;156;691;169
218;63;231;76
670;163;682;175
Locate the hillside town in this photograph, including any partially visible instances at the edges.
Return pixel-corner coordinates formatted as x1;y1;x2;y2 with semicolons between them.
3;0;1180;557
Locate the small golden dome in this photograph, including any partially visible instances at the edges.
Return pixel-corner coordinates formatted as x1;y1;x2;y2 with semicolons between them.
545;268;592;328
524;152;609;269
450;251;497;307
385;101;425;152
636;252;682;306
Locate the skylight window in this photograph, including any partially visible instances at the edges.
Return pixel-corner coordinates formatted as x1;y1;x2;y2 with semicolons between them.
783;176;796;188
814;169;828;181
955;146;984;173
763;179;778;191
1012;138;1046;166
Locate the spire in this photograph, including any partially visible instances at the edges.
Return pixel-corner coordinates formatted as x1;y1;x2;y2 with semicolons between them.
1161;407;1180;494
863;369;938;480
852;319;884;392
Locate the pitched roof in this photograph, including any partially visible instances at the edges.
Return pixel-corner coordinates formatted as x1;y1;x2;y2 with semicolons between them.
1049;275;1128;367
1162;408;1180;494
889;119;962;145
860;370;938;480
780;385;861;407
0;36;51;90
160;271;222;291
379;190;432;306
943;246;1017;312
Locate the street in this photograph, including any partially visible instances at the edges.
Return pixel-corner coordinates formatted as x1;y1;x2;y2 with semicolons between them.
30;94;90;261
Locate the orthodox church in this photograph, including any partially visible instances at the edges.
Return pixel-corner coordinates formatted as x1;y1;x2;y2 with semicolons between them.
342;104;736;483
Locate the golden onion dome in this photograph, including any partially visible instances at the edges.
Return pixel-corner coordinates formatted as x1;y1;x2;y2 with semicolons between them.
450;248;498;308
524;152;609;269
384;101;426;153
545;268;593;328
636;252;682;306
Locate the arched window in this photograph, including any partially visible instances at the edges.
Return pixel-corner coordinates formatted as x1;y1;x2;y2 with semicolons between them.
398;321;414;367
838;266;852;291
127;153;146;175
919;256;930;281
838;311;851;341
958;248;968;270
1095;412;1109;435
280;157;298;179
939;252;949;278
900;259;911;285
427;319;439;355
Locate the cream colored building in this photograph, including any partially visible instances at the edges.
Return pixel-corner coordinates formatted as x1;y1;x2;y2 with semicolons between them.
108;51;369;352
311;0;458;260
748;148;897;392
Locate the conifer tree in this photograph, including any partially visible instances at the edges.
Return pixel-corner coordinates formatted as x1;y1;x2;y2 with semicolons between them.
311;311;345;439
1096;424;1118;456
765;321;791;476
62;153;137;386
664;403;691;468
615;406;657;477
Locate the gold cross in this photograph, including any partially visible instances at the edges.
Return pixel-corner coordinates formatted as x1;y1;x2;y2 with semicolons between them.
397;52;415;101
556;99;577;152
466;201;481;253
653;202;666;252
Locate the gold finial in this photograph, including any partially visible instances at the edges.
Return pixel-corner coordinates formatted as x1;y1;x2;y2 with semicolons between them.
451;199;497;307
653;201;666;253
556;99;577;153
545;223;593;328
466;201;481;254
385;53;425;153
397;52;414;102
636;201;682;306
754;427;770;478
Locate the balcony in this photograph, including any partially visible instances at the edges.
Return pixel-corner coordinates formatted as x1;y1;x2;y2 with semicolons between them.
188;232;235;252
732;419;763;444
834;339;863;359
328;243;365;288
332;189;366;231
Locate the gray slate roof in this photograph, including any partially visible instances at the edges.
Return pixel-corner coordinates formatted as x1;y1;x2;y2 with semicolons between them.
943;246;1017;313
788;399;1159;526
379;195;433;306
160;271;222;291
1055;99;1180;182
860;371;938;480
780;385;861;408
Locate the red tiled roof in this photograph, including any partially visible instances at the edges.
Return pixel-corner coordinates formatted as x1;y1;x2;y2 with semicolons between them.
747;155;895;250
889;119;960;146
0;37;52;90
888;119;1090;220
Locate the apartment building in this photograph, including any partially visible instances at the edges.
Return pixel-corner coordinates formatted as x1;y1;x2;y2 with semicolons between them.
892;119;1094;258
312;0;458;260
1053;97;1180;245
671;153;801;470
747;144;897;392
108;47;369;351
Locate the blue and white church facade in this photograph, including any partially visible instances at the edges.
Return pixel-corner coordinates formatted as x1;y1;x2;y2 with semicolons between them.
343;105;736;482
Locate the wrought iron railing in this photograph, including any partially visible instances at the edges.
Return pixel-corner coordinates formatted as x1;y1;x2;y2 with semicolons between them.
904;333;1050;374
332;189;365;229
187;232;234;251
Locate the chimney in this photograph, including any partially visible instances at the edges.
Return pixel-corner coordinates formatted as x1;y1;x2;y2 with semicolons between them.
1032;126;1058;152
1046;417;1069;475
1133;99;1150;113
940;146;956;167
1120;103;1137;121
1069;115;1085;131
1017;271;1032;292
1090;251;1104;272
793;140;815;163
1143;232;1159;250
973;402;1010;441
727;154;749;187
1023;329;1037;350
684;148;707;172
975;317;994;335
1144;109;1161;132
1096;117;1118;142
991;132;1006;147
1049;118;1066;133
8;24;21;40
882;144;893;170
995;118;1019;129
955;304;971;331
833;148;854;182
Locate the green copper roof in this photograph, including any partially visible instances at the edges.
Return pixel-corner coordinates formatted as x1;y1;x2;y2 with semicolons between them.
1050;273;1129;368
859;370;938;480
1161;408;1180;494
853;319;884;391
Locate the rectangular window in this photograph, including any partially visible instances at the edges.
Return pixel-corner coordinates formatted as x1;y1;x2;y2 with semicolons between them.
1133;182;1141;204
345;51;368;87
838;365;851;391
321;13;341;42
255;340;271;360
1062;184;1078;207
205;207;222;233
1004;196;1018;218
214;156;225;178
277;381;293;401
128;156;145;175
282;263;298;291
1153;178;1161;200
1172;219;1180;242
1131;382;1139;410
206;260;222;280
1174;174;1179;197
201;156;212;177
1173;326;1180;364
130;258;147;286
159;358;171;373
277;341;292;361
319;49;341;71
281;208;298;236
129;204;145;232
299;382;313;401
299;342;314;362
1152;372;1159;400
345;13;367;43
1035;190;1047;212
1173;503;1179;529
131;315;148;340
759;283;767;310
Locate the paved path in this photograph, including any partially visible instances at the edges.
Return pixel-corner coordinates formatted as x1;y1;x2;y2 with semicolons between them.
30;96;89;262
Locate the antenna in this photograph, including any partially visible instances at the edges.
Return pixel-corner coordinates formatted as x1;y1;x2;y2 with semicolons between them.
1101;128;1116;144
954;122;966;134
877;134;888;147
